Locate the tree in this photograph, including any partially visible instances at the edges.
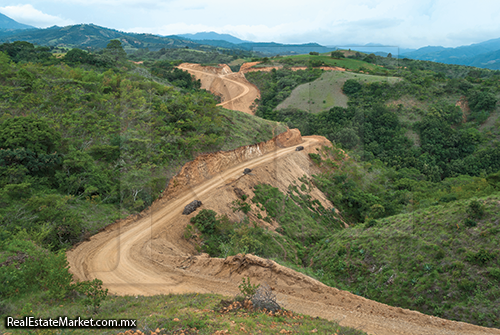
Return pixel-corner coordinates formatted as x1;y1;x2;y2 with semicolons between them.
331;51;345;59
342;79;362;95
63;48;109;67
467;90;497;112
364;53;377;63
0;117;61;182
104;39;127;62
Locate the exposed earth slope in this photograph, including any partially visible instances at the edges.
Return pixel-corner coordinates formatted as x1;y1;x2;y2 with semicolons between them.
67;129;500;335
178;63;260;114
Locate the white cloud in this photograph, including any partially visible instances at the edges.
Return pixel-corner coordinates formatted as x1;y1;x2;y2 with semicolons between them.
2;0;500;48
0;4;74;28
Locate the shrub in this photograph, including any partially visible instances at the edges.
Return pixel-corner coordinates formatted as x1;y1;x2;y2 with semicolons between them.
309;153;322;165
487;267;500;281
467;200;484;219
190;209;218;234
238;277;260;300
465;249;494;265
76;278;108;313
464;218;477;228
0;239;74;299
251;283;281;312
231;199;251;214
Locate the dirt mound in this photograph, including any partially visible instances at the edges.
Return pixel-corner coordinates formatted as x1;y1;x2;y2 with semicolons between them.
178;63;260;114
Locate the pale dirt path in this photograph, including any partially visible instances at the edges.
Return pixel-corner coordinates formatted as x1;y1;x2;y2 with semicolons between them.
178;63;259;115
67;133;500;335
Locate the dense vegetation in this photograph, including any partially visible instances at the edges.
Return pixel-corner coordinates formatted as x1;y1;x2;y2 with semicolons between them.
128;47;251;65
192;52;500;328
2;39;500;332
248;52;500;188
0;40;284;321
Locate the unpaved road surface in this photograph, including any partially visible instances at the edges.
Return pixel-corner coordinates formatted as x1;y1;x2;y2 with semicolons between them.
67;130;499;335
178;63;260;114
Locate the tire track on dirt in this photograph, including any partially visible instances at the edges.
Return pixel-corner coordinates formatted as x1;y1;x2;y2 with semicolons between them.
67;132;500;335
178;63;259;114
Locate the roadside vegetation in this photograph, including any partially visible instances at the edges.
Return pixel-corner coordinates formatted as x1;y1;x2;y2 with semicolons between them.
0;40;287;333
1;284;366;335
190;52;500;328
2;39;500;332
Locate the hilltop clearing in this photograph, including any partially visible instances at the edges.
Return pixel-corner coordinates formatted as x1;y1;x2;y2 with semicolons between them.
277;70;401;111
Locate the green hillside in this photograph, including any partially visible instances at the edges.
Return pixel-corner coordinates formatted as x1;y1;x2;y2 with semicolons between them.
239;52;500;328
308;193;500;327
2;39;500;333
0;41;286;318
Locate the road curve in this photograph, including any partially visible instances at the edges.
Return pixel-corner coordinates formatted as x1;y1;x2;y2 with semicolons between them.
177;63;259;114
67;135;500;335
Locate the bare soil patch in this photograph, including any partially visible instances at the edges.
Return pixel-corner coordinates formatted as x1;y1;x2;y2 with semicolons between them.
67;129;499;335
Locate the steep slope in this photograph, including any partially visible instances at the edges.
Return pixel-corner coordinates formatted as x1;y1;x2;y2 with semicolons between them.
67;129;499;335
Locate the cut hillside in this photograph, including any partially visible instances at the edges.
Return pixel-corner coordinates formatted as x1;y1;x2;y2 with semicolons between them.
178;62;260;114
277;71;401;111
67;130;500;335
258;53;385;72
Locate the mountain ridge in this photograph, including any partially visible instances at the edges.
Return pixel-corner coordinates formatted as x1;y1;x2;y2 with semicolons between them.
0;12;36;30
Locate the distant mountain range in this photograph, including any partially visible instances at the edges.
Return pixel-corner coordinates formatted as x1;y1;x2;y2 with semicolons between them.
0;22;336;56
0;12;36;30
2;11;500;70
0;23;218;50
399;38;500;70
177;31;250;44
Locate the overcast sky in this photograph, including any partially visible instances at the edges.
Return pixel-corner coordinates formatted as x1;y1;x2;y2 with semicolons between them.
1;0;500;49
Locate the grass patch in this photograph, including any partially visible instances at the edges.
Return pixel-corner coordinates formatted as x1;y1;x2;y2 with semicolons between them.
218;108;287;150
0;292;367;335
277;71;401;112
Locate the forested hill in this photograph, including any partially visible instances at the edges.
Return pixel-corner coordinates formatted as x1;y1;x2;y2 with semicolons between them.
0;23;337;56
400;37;500;70
0;24;224;52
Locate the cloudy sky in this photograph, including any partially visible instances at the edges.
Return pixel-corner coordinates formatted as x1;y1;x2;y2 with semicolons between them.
1;0;499;49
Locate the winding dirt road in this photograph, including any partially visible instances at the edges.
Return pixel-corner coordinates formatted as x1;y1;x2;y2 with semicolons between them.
67;129;500;335
178;63;259;114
